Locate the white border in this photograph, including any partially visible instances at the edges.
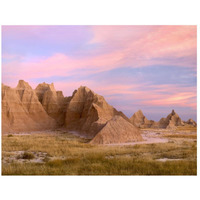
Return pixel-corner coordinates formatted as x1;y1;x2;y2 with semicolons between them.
0;1;199;200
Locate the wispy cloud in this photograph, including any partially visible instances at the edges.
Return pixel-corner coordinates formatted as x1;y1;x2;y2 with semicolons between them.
2;25;197;120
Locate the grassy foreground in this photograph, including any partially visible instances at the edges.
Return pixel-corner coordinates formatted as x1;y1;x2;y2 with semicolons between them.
2;131;197;175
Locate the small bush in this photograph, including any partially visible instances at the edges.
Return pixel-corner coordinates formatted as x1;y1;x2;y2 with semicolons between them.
8;134;13;137
21;152;35;160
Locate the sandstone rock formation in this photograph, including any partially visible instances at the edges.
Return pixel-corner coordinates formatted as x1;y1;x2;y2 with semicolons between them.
151;109;184;129
2;81;56;133
35;82;67;126
2;80;143;144
130;110;154;128
184;119;197;127
65;86;131;139
2;81;143;144
6;80;198;144
90;115;143;144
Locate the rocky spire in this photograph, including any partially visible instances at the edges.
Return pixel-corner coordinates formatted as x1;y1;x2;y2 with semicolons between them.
130;110;154;128
65;86;134;139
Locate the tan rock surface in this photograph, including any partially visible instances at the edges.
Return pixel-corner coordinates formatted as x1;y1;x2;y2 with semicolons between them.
5;80;194;144
90;116;143;144
2;81;56;133
35;82;67;126
65;86;131;138
151;109;184;129
130;110;154;128
185;118;197;127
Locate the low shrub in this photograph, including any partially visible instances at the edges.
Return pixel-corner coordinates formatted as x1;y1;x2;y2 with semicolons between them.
21;152;35;159
8;134;13;137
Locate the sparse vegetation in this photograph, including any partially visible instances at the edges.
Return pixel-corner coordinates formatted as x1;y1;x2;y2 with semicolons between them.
176;126;197;131
21;152;35;159
16;151;35;160
164;134;197;139
7;134;13;137
2;130;197;175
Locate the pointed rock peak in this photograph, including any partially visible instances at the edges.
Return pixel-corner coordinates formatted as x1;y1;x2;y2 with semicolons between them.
73;86;95;97
2;83;8;87
167;109;180;119
171;109;176;115
35;82;56;92
132;109;144;118
187;118;196;123
90;115;143;144
49;83;55;91
16;80;32;90
2;83;11;90
72;89;78;96
136;109;144;116
40;82;49;87
78;85;93;93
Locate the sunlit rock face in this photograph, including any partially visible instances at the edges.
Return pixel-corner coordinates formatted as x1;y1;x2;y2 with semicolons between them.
65;86;132;139
2;80;56;133
7;80;197;144
151;109;184;129
130;110;154;128
35;82;67;126
184;118;197;127
90;115;143;144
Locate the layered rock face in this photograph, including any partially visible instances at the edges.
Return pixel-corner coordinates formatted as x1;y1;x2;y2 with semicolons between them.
35;82;67;126
2;81;56;133
2;81;143;144
151;109;184;129
65;86;132;138
130;110;154;128
7;80;197;144
90;116;143;144
184;119;197;127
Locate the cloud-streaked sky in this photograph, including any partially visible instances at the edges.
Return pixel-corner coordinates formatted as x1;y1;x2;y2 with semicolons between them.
2;25;197;121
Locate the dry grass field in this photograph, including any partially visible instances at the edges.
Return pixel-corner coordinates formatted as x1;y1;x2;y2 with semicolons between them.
2;128;197;175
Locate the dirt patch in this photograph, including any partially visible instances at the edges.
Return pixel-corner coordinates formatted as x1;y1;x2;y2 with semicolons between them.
2;150;67;164
107;133;169;146
2;151;48;164
107;128;197;146
155;158;183;162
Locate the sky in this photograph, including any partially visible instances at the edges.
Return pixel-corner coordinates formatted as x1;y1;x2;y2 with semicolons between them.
1;25;197;121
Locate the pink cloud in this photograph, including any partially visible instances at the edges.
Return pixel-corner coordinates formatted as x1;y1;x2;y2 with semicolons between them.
2;26;196;117
90;25;197;68
134;85;196;110
2;26;197;86
90;82;197;110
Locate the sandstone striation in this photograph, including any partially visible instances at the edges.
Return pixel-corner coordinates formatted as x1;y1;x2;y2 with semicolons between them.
2;81;56;133
3;80;196;144
151;109;184;129
130;110;154;128
65;86;131;138
35;82;67;126
2;82;143;144
184;118;197;127
90;115;143;144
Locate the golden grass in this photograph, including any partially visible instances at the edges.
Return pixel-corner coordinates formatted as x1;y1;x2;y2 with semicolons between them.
176;126;197;131
2;131;197;175
164;134;197;139
2;159;196;175
141;126;197;132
